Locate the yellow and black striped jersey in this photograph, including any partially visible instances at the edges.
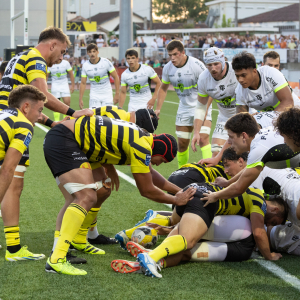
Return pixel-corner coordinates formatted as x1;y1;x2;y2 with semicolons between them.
74;115;153;173
180;162;229;182
0;48;47;109
0;108;33;165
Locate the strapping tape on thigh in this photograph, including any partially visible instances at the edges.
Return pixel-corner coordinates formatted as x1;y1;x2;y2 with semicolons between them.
175;131;192;139
63;181;103;194
200;126;211;135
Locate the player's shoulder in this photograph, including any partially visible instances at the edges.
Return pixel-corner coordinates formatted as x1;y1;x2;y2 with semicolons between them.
258;65;281;77
11;109;34;130
82;60;89;68
101;57;111;64
163;60;173;71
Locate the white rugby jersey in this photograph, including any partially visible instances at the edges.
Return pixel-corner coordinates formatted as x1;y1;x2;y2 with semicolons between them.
47;60;72;85
247;126;300;169
251;167;300;225
253;111;279;129
198;62;237;119
121;64;157;102
81;58;115;98
236;66;289;111
162;56;206;107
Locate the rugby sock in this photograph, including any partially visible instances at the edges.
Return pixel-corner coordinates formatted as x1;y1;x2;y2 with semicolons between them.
88;220;99;239
200;144;212;159
4;226;21;253
52;230;60;252
149;235;187;262
51;204;87;263
53;111;60;122
73;207;100;244
177;148;189;168
125;214;171;239
158;258;166;268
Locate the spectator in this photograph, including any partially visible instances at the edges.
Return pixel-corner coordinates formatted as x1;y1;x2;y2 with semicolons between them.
156;35;164;49
114;37;119;47
74;35;80;47
214;38;223;48
151;39;158;58
73;58;81;90
133;37;140;47
109;35;117;46
118;58;127;67
224;38;233;48
139;37;147;58
274;39;281;49
165;36;171;45
202;39;210;49
161;58;167;67
81;56;87;65
288;39;297;50
198;36;205;48
245;31;250;38
153;59;161;68
80;39;86;47
96;34;104;48
64;50;70;60
102;41;108;47
206;34;212;44
280;39;287;49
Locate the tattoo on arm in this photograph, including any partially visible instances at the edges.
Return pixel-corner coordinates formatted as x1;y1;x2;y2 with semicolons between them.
38;114;47;125
236;105;249;113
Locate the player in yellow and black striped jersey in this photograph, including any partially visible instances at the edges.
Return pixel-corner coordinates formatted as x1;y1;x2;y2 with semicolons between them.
0;85;47;262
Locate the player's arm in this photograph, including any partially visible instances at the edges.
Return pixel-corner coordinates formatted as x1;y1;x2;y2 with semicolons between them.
250;212;282;260
67;69;75;94
191;94;209;152
119;85;127;108
46;71;50;81
79;76;87;109
0;148;23;203
275;85;294;111
147;75;161;110
133;172;195;205
296;200;300;221
201;166;262;206
110;70;120;105
236;105;249;113
155;82;169;118
150;165;181;194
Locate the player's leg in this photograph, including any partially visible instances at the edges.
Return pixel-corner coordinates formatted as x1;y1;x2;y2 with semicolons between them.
199;104;213;159
128;100;148;112
175;125;193;168
51;89;62;121
211;115;228;157
61;96;71;107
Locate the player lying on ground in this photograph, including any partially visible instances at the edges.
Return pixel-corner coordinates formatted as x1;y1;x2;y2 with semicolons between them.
120;49;161;111
0;85;47;261
43;115;196;275
115;148;246;249
111;215;255;274
114;181;288;278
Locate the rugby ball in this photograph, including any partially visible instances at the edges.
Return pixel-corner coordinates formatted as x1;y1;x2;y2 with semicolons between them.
131;226;158;248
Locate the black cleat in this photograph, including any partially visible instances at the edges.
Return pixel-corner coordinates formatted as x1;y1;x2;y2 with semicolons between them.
88;234;118;245
66;251;87;264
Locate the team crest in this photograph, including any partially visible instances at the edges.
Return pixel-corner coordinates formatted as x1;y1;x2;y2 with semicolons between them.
94;76;101;83
178;72;181;77
134;75;137;79
145;154;151;166
94;67;97;70
219;85;225;91
134;84;141;92
221;97;231;106
56;73;61;78
177;83;184;92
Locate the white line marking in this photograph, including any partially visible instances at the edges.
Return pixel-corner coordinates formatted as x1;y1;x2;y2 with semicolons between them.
36;122;300;291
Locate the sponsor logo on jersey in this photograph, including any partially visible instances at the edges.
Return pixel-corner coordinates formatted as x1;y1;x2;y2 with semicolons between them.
94;76;101;83
170;169;189;176
219;85;225;91
178;72;181;78
24;132;32;147
261;201;267;214
145;154;151;166
261;136;266;140
134;84;141;92
207;88;217;91
56;73;61;78
80;162;92;170
266;76;277;87
221;96;232;106
292;235;299;241
36;62;46;72
134;75;137;79
256;94;263;101
177;83;184;93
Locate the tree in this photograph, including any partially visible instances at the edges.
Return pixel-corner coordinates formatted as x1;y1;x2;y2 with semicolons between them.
221;14;232;28
153;0;210;23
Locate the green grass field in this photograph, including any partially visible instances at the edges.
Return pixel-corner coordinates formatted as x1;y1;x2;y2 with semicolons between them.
0;90;300;300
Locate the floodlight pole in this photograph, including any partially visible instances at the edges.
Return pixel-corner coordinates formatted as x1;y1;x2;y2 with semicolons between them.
235;0;238;27
24;0;29;45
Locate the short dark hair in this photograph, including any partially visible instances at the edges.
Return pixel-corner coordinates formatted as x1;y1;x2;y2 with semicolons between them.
222;148;248;163
268;195;289;225
8;85;47;108
166;40;184;52
0;61;8;76
274;107;300;147
225;112;260;137
39;26;71;46
87;43;98;52
125;49;138;58
232;51;256;71
263;51;280;63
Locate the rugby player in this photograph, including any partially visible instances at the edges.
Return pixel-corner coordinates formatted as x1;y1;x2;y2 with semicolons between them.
0;61;8;81
43;116;196;275
79;43;120;109
46;59;75;121
130;182;287;277
120;49;161;111
0;85;47;261
154;40;212;167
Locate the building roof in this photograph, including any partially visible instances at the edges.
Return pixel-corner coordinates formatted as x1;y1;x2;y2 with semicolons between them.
68;15;89;22
238;3;299;23
90;11;144;25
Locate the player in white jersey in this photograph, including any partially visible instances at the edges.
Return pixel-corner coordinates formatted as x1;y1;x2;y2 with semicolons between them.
120;49;161;112
192;47;238;156
155;40;211;167
79;43;120;109
233;52;294;113
47;59;75;121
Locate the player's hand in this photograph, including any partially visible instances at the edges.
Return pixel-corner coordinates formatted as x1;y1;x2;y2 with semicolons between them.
147;98;156;109
154;109;160;119
198;156;220;167
79;99;84;109
51;116;70;127
214;177;229;187
174;187;196;206
103;164;119;191
146;222;174;235
70;86;75;94
72;108;94;118
191;133;200;152
113;93;120;105
268;252;282;261
200;191;218;207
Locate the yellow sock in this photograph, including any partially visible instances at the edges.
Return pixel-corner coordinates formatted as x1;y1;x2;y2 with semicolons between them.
177;148;189;168
4;226;20;246
201;144;212;159
73;207;100;244
53;111;60;122
51;203;87;263
125;214;171;239
148;235;187;262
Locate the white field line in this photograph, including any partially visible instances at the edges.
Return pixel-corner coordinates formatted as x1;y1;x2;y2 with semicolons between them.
36;124;300;291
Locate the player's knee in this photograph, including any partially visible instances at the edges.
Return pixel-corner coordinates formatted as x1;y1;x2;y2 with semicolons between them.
176;131;192;140
96;186;111;204
77;188;98;207
181;249;192;261
211;144;222;154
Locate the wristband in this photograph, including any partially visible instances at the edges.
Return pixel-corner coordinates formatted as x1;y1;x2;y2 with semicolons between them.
45;118;54;128
66;107;75;116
